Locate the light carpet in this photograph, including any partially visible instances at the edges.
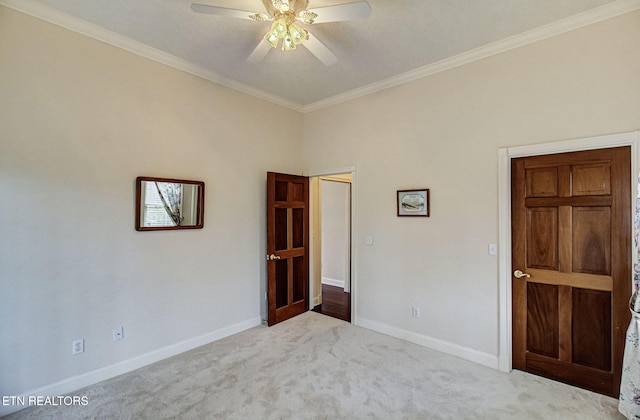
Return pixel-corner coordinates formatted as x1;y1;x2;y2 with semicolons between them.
6;312;624;419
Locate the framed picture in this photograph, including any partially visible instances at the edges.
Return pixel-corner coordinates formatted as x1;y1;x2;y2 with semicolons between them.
397;189;430;217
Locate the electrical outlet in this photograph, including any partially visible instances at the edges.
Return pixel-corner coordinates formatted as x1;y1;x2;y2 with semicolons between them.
72;339;84;355
113;326;124;342
412;307;421;319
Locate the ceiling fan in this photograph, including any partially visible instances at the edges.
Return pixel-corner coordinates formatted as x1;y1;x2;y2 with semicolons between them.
190;0;371;66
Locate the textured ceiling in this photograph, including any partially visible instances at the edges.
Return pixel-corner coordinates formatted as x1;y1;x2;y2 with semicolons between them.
4;0;635;110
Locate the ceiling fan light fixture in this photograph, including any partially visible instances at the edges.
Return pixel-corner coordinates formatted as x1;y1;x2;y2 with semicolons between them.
264;29;280;48
272;18;288;37
282;33;296;50
191;0;370;64
249;13;270;22
271;0;290;13
264;17;288;47
263;14;307;50
288;23;308;45
299;10;317;24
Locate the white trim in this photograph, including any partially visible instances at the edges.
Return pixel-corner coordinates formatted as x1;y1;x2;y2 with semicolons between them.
497;130;640;373
0;0;304;113
305;166;357;178
304;0;640;112
0;317;262;417
497;148;512;372
321;276;345;288
2;0;638;113
505;131;640;157
357;317;499;370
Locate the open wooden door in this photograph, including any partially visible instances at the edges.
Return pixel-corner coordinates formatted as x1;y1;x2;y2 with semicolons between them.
511;146;631;397
267;172;309;326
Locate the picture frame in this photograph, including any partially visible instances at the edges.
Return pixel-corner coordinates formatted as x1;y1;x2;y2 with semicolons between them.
397;189;430;217
135;176;205;231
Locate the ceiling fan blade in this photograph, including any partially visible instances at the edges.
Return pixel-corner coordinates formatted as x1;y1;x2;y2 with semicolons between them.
303;33;338;66
306;1;371;24
190;3;266;20
247;40;272;64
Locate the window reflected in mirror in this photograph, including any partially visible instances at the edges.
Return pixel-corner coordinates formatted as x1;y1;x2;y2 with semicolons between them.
135;177;204;231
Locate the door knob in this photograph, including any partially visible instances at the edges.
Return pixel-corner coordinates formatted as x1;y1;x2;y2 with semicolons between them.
514;270;531;279
267;254;281;261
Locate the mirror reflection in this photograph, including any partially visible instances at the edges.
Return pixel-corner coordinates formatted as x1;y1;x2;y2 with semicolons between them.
135;177;204;231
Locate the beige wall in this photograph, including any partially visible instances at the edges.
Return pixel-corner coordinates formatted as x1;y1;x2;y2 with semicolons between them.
303;11;640;359
2;2;639;407
0;6;303;401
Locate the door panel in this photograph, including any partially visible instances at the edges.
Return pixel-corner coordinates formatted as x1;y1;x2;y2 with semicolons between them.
526;207;558;269
512;146;631;397
275;260;289;309
572;163;611;196
572;288;611;371
572;207;610;275
267;172;309;326
526;282;559;358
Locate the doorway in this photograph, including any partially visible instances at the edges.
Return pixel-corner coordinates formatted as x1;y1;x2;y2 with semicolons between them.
309;172;353;322
511;147;631;397
497;131;639;392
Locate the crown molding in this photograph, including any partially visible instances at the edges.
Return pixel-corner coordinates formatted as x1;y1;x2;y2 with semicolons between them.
2;0;638;114
303;0;640;112
0;0;305;113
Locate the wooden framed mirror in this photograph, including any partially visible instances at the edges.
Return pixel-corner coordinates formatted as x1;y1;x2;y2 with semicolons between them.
135;176;204;231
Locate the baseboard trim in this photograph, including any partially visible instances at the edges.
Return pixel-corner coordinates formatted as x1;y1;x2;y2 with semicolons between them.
0;317;262;417
321;277;345;288
356;317;499;370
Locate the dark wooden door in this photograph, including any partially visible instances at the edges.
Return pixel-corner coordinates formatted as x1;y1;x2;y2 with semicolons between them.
511;146;631;397
267;172;309;326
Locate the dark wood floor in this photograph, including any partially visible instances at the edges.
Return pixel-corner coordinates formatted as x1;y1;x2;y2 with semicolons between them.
312;283;350;322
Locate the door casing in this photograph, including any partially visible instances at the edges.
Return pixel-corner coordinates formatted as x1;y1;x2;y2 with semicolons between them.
498;131;640;372
306;166;356;323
